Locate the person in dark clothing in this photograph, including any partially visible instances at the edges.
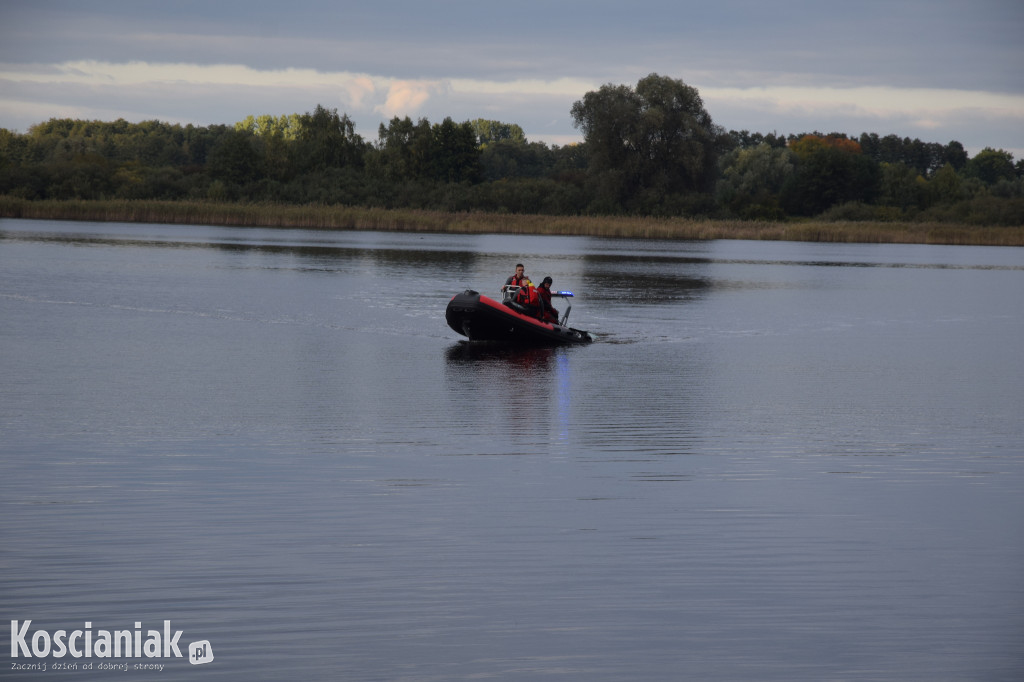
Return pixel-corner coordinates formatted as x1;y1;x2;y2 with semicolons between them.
537;276;559;323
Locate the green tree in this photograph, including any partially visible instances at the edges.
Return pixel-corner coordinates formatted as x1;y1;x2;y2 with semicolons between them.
878;162;925;210
781;140;880;216
207;129;260;184
431;117;481;183
717;143;795;219
182;124;228;166
471;119;526;148
963;148;1016;185
924;163;964;205
235;113;301;182
941;141;969;171
571;74;725;210
373;116;435;181
0;128;26;167
859;133;965;176
294;105;365;172
236;113;301;141
728;130;787;150
480;141;560;181
371;116;480;183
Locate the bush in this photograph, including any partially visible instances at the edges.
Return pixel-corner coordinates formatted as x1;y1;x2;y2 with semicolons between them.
819;202;905;222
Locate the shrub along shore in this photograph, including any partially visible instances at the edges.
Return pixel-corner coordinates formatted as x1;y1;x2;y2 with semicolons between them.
2;197;1022;246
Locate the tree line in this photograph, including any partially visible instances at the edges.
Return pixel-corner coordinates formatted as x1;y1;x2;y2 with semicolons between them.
1;74;1021;225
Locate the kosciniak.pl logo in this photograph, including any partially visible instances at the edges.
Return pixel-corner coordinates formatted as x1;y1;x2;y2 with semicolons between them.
10;620;213;666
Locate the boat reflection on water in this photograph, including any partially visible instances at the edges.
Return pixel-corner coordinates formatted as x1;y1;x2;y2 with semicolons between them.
443;342;559;392
443;343;575;446
444;341;557;366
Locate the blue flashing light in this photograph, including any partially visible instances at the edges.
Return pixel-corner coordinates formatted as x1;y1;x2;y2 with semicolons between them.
556;291;574;297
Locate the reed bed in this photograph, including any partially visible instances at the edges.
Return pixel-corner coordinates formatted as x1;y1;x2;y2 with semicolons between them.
2;197;1022;246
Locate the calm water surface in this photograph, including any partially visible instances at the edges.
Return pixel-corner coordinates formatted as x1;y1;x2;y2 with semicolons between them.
2;219;1023;680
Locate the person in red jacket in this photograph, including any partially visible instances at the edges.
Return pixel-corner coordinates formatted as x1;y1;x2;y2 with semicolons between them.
537;276;559;323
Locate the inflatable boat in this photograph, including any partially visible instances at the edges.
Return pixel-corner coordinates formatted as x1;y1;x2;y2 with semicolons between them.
446;287;594;345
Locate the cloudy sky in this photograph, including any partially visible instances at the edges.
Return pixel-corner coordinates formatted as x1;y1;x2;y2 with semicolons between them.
1;0;1022;157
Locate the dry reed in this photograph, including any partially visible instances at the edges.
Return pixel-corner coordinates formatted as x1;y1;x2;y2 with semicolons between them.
2;197;1022;246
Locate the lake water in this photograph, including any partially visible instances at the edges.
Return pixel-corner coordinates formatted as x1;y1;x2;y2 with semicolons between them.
2;219;1022;680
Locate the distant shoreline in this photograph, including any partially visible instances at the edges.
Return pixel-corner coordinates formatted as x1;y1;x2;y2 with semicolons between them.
2;197;1022;246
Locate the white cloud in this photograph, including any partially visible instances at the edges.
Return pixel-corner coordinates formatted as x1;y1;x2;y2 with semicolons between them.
0;60;352;89
0;60;596;135
1;60;1022;157
702;85;1024;120
449;77;597;97
375;80;444;118
343;76;376;110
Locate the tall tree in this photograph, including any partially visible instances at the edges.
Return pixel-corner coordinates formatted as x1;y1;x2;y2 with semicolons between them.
294;105;364;172
717;143;795;218
782;137;880;215
963;148;1016;184
375;116;436;180
432;117;481;183
571;74;725;207
206;129;260;184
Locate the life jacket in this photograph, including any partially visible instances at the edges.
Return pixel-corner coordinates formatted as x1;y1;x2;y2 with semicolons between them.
512;279;532;304
520;284;539;307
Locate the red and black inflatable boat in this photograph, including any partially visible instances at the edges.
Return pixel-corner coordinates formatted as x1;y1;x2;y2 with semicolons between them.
446;289;594;345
